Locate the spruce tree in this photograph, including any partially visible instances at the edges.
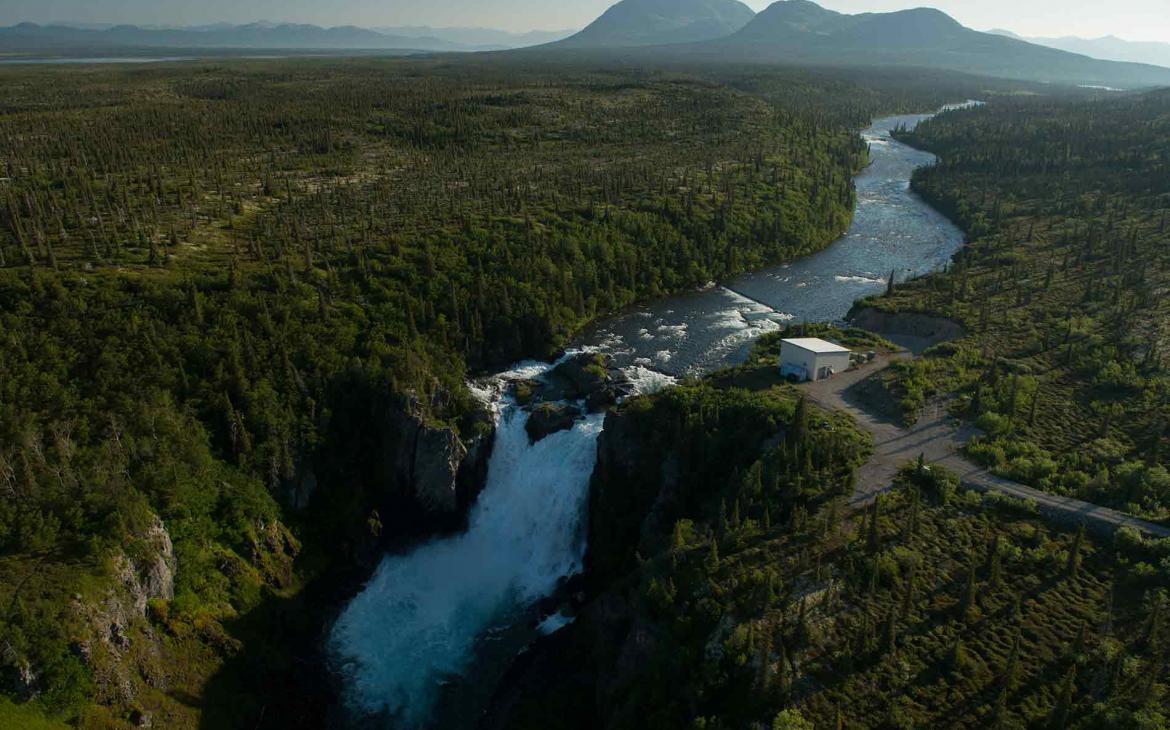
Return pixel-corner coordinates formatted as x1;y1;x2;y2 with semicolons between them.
866;495;882;553
791;395;809;445
1048;667;1076;730
883;607;898;653
1066;523;1085;578
960;564;978;620
1003;631;1022;691
989;541;1003;587
757;626;773;692
900;564;917;622
950;638;967;676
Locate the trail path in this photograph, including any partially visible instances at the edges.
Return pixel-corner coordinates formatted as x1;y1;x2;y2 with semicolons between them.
802;354;1170;539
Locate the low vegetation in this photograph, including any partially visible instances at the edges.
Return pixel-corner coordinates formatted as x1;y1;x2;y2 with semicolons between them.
862;90;1170;523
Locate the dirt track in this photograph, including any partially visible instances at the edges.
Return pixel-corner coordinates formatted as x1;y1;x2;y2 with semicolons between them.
802;355;1170;539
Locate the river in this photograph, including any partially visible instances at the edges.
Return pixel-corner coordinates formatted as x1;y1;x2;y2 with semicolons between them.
328;108;969;729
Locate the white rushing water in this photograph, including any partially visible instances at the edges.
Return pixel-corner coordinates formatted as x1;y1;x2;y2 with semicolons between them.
330;105;971;727
329;362;605;727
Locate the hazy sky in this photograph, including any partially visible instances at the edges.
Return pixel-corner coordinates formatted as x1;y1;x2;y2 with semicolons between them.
2;0;1168;43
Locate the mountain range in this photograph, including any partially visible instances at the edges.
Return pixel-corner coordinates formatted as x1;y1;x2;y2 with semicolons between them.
0;21;573;53
989;29;1170;70
373;26;574;49
4;1;1169;89
545;0;1170;89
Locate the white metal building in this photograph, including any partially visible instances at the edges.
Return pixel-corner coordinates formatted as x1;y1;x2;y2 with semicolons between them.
779;338;851;382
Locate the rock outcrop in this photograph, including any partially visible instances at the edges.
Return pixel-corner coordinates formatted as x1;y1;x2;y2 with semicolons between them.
136;518;177;610
411;425;468;513
117;516;177;617
71;516;179;710
377;404;496;521
521;352;636;413
525;402;584;443
457;418;496;513
587;406;682;585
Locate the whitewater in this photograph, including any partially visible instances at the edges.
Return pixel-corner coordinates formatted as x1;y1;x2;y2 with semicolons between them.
329;107;969;728
328;360;608;727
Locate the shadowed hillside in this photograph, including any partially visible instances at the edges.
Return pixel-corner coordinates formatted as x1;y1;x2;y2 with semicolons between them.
555;0;756;48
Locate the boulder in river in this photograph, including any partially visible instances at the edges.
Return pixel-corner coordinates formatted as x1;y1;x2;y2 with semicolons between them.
527;353;636;411
513;379;539;406
541;353;610;401
526;402;584;443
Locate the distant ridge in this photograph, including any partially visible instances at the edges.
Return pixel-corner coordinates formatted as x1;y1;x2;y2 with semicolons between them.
555;0;756;48
988;29;1170;70
549;0;1170;88
0;22;475;52
373;26;575;50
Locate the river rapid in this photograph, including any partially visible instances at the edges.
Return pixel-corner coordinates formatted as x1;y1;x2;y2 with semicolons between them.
328;108;970;729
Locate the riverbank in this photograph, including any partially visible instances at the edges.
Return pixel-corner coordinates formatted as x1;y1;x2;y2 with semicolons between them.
325;105;974;728
875;95;1170;527
569;109;966;380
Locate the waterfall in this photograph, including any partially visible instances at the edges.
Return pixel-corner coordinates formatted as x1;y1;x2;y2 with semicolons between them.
329;365;605;727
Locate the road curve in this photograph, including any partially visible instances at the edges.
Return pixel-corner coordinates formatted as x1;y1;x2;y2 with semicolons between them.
802;354;1170;540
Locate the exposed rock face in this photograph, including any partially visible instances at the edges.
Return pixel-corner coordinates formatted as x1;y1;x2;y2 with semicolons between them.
457;420;496;513
412;425;468;513
523;353;636;413
848;306;965;354
525;402;584;443
587;406;681;585
377;402;497;523
138;518;176;609
544;353;609;401
116;516;177;616
68;516;178;708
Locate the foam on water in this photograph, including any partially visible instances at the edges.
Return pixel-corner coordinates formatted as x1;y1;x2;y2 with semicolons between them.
330;105;970;727
623;365;679;395
834;274;886;285
330;383;604;727
536;610;576;636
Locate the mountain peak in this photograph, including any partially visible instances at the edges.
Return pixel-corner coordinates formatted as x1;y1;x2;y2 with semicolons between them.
559;0;756;48
739;0;841;38
708;0;1170;87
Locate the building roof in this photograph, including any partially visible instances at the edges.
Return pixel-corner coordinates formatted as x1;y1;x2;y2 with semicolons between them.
781;338;851;354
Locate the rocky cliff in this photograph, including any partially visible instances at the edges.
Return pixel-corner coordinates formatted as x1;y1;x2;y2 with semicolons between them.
309;370;499;565
483;381;870;729
378;408;492;517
